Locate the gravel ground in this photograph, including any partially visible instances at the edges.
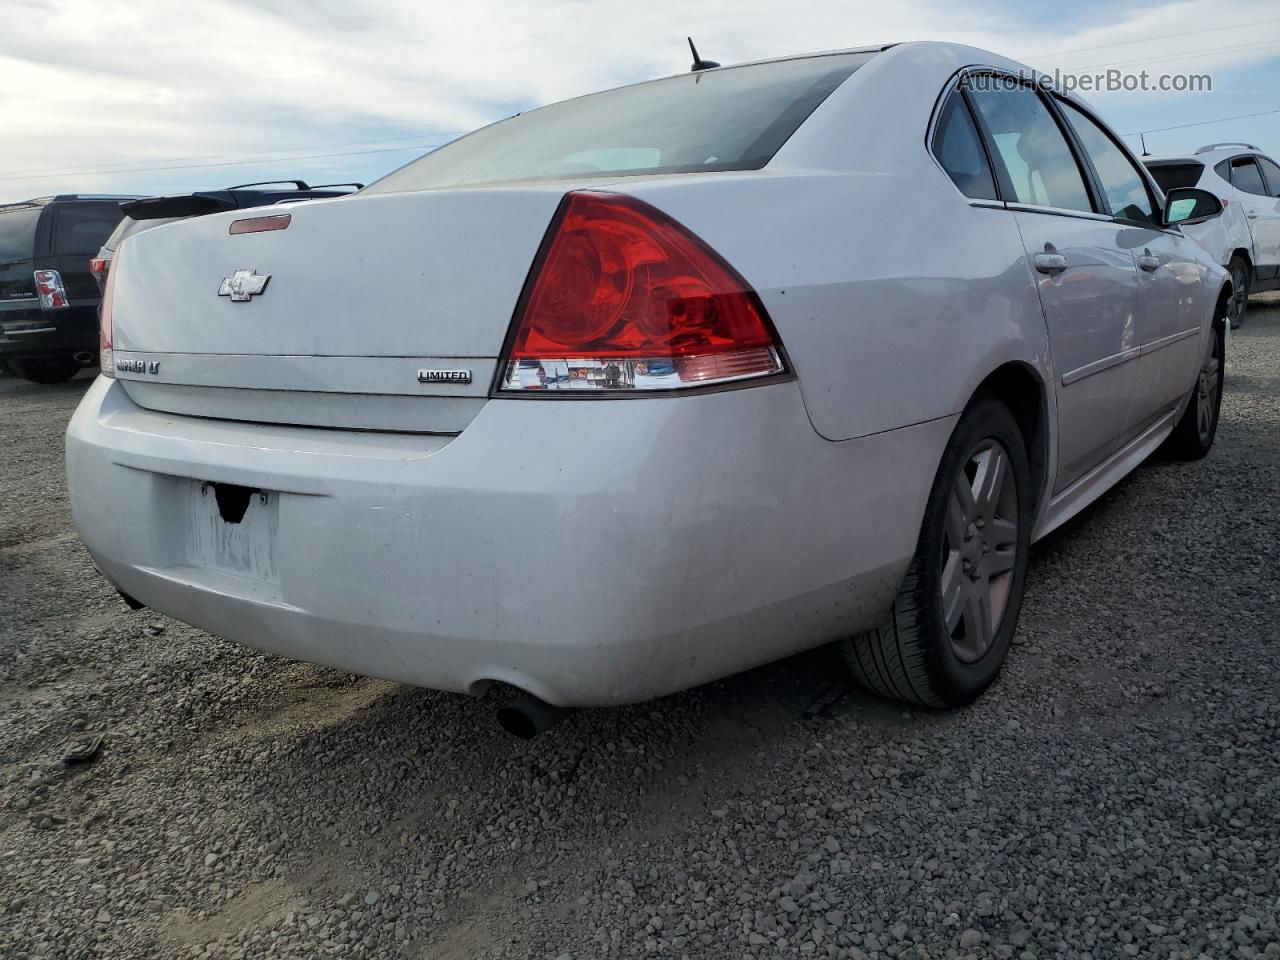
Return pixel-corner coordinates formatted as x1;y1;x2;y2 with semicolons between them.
2;302;1278;960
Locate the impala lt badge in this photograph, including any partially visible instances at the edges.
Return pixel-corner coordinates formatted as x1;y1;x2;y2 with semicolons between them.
116;358;160;375
418;369;472;384
218;269;270;302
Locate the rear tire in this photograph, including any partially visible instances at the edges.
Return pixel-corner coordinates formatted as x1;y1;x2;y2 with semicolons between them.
841;396;1033;707
9;358;81;384
1162;322;1224;461
1227;257;1250;329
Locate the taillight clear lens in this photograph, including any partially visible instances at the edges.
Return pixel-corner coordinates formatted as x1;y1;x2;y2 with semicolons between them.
498;192;785;392
33;270;69;310
99;248;119;376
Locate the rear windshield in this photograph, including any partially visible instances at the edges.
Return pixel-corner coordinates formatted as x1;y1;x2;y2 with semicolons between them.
366;53;875;194
1144;162;1204;193
53;203;127;256
0;205;42;262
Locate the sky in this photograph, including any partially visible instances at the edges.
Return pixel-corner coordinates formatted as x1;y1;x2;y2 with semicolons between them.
1;0;1278;204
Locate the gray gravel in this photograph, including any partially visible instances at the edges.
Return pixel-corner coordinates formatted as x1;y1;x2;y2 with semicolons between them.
2;301;1279;960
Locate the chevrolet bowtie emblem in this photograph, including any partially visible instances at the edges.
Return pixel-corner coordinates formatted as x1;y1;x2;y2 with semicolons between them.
218;269;270;302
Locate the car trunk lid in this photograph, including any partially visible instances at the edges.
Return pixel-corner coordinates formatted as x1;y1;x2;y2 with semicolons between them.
108;188;568;432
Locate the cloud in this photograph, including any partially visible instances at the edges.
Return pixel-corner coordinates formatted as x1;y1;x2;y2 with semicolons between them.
0;0;1276;201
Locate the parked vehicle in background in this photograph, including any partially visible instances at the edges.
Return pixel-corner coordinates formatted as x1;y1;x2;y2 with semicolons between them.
68;43;1231;729
90;181;362;291
0;195;136;383
1144;144;1280;327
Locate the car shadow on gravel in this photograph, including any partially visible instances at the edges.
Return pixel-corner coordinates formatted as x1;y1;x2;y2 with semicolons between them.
0;366;96;397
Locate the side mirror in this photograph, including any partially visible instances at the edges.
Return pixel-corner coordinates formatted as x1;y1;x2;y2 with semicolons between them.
1163;187;1224;227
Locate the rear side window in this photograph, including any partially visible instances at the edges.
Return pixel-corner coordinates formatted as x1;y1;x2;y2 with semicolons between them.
366;53;875;193
0;205;42;262
52;203;126;256
932;93;998;200
1058;100;1156;226
1256;157;1280;198
968;85;1093;214
1230;158;1268;197
1145;162;1204;193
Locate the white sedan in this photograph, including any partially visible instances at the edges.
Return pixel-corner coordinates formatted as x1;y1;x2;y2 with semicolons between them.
67;41;1230;733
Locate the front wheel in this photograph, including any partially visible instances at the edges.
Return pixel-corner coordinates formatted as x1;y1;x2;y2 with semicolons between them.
841;396;1033;707
1226;257;1250;329
1161;323;1224;461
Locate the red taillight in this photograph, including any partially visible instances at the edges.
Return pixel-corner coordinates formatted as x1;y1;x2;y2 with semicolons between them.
33;270;69;310
498;192;785;392
99;246;120;377
89;257;110;292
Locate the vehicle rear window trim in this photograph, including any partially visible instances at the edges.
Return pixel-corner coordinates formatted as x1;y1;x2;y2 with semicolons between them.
926;78;1003;203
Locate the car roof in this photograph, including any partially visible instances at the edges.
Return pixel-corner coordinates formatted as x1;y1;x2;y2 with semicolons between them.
0;194;143;212
1145;144;1271;165
477;41;1065;131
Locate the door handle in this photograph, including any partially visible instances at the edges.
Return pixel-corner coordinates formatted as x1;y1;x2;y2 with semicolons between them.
1033;253;1069;276
1247;212;1259;219
1138;255;1160;272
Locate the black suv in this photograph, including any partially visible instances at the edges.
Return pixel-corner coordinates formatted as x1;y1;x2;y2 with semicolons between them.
91;181;362;290
0;195;137;383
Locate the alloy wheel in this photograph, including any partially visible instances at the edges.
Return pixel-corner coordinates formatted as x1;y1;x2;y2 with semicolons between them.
940;440;1019;664
1229;266;1248;325
1197;329;1222;445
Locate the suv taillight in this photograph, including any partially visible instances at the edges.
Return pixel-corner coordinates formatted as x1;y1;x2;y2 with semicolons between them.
34;270;69;310
99;247;120;376
89;257;110;292
497;192;785;392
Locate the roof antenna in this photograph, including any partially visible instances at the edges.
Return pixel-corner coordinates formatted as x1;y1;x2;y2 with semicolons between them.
1140;133;1150;157
688;37;720;72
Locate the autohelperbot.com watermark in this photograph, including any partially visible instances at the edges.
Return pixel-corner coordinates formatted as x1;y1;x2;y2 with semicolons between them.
962;69;1212;95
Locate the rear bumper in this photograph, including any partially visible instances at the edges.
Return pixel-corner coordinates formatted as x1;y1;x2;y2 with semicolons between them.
0;304;98;361
66;377;953;706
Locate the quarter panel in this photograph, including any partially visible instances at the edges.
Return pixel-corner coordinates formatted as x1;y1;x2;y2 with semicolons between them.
619;43;1055;443
624;174;1051;442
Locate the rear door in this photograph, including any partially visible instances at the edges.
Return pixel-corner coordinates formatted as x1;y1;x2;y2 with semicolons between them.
1249;156;1280;282
1228;157;1280;279
1054;98;1203;423
968;79;1145;492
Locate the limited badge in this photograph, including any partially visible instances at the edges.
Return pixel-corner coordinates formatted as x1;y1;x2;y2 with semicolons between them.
417;369;472;384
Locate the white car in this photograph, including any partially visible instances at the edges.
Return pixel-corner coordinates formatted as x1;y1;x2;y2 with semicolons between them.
67;42;1231;735
1145;143;1280;327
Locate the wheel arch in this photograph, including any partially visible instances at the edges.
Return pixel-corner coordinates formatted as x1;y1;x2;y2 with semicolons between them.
1216;276;1234;320
970;362;1051;515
